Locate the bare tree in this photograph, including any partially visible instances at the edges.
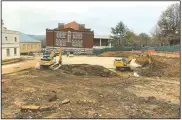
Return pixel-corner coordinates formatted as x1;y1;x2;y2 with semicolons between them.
157;3;180;45
150;25;164;46
138;33;150;46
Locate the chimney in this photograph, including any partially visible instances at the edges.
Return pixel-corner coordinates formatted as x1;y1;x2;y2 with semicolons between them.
58;23;64;30
79;24;85;31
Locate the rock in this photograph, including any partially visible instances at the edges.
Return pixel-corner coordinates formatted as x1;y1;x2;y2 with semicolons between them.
48;91;57;102
39;106;53;112
133;72;140;77
35;62;40;69
20;105;40;112
147;96;156;101
61;99;70;104
80;97;96;103
139;96;156;103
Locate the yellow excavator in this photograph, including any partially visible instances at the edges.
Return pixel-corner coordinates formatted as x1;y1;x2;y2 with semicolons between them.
113;51;152;71
39;48;62;70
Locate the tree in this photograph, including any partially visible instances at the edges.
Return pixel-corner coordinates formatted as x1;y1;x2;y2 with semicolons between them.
138;33;150;46
110;21;129;47
40;39;46;48
157;3;180;45
150;25;164;46
125;31;140;46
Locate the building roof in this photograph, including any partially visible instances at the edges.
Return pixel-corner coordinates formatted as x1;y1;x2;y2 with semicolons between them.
94;35;111;39
20;32;41;43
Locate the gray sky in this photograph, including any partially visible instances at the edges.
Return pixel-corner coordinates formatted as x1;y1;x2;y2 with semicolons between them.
2;1;179;35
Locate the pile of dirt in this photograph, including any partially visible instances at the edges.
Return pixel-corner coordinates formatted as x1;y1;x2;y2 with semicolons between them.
59;64;118;77
135;56;151;67
99;51;142;57
137;56;180;77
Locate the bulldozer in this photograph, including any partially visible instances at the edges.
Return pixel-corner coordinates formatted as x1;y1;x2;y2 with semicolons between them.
39;48;62;70
113;51;152;71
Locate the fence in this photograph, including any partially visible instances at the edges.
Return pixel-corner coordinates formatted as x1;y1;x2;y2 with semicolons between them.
93;45;180;55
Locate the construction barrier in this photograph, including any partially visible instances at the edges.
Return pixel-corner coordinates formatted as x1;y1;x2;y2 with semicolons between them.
93;45;180;55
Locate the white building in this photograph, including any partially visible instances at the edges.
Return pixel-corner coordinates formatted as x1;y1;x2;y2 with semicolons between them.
2;20;20;60
93;35;113;49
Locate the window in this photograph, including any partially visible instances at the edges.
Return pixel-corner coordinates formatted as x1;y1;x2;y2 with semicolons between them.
79;40;83;47
63;39;66;46
56;32;66;38
15;37;17;42
60;39;63;46
73;32;83;39
23;44;25;50
14;48;17;55
67;31;71;42
56;39;60;46
7;49;10;56
72;40;75;47
5;36;7;41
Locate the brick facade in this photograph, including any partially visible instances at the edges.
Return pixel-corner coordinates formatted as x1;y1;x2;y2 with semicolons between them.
46;21;94;50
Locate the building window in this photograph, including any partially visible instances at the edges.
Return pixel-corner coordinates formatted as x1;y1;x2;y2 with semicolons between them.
79;40;83;47
5;36;7;41
72;40;75;47
73;32;82;39
15;37;17;42
63;39;66;46
56;39;60;46
60;39;63;46
23;44;25;50
14;48;17;55
7;49;10;56
67;31;71;42
56;31;66;38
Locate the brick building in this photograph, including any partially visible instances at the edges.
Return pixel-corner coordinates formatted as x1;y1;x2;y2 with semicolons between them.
46;21;94;54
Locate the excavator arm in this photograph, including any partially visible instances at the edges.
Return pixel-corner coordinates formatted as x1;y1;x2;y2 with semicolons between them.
39;48;62;70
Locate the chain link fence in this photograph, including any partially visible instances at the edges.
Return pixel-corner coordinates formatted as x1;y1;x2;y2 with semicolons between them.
93;45;180;55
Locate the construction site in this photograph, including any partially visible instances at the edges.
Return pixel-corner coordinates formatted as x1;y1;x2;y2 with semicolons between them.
2;50;180;119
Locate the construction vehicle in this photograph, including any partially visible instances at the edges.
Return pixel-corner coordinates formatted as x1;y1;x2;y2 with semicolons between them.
67;51;74;57
39;48;62;70
113;51;152;71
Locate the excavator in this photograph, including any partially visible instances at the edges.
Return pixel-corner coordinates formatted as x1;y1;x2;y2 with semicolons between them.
113;51;152;71
39;48;62;70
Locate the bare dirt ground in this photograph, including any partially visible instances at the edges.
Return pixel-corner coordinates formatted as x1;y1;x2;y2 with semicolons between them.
2;56;116;74
2;55;180;119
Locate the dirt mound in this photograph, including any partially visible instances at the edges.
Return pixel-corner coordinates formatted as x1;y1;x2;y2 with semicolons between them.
99;51;141;57
138;56;180;77
135;56;151;67
60;64;118;77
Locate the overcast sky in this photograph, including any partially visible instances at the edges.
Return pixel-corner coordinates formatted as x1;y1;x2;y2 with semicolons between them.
2;1;179;35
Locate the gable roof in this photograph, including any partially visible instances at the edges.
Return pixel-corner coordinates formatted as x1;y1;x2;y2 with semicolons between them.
20;32;41;43
64;21;79;30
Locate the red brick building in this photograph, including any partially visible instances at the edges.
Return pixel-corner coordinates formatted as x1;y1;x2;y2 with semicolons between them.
46;21;94;54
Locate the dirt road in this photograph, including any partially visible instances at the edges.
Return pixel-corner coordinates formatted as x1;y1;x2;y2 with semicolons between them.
2;56;116;74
